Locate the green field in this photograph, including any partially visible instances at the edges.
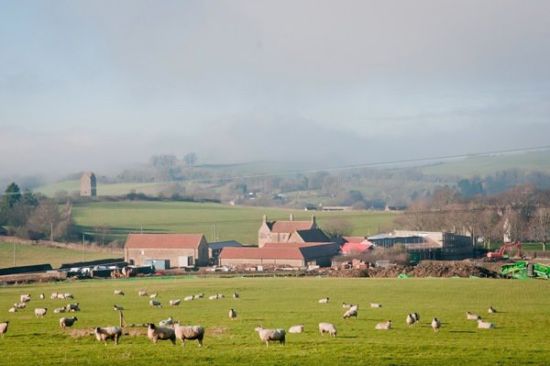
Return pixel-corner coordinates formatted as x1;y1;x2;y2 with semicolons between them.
72;201;396;244
0;277;548;365
0;242;122;269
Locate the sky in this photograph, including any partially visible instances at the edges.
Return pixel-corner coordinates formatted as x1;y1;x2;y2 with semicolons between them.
1;0;550;178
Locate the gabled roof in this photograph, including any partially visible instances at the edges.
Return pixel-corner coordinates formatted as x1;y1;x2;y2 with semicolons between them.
270;220;314;233
220;247;304;260
341;242;373;255
125;233;205;249
294;229;330;242
343;236;367;243
208;240;243;250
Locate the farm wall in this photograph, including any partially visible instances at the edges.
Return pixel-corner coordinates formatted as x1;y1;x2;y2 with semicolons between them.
126;244;208;268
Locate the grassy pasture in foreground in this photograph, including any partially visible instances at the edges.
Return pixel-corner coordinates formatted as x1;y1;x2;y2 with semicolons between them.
0;277;548;366
72;201;396;244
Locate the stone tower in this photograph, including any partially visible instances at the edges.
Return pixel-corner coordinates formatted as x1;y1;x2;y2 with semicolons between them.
80;172;97;197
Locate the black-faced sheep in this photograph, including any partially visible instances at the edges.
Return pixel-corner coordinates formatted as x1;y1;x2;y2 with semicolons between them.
318;297;329;304
113;290;125;296
229;308;237;320
59;317;78;329
431;318;441;332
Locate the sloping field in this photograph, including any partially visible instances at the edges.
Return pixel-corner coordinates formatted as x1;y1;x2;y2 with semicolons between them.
0;277;548;366
72;201;396;244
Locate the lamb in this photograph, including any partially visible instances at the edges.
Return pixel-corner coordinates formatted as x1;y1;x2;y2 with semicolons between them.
53;307;66;314
343;307;358;319
159;317;175;327
8;307;17;313
34;308;47;318
169;299;181;306
149;299;162;307
288;325;304;334
375;320;392;330
370;303;382;308
20;294;31;303
113;290;125;296
406;313;420;326
113;305;124;311
66;303;80;312
477;319;495;329
94;326;122;345
319;322;337;337
488;306;497;314
233;292;240;299
255;327;286;346
431;318;441;332
318;297;330;304
466;312;481;320
184;296;194;302
174;324;205;347
0;321;8;338
59;316;78;329
147;323;176;344
138;290;148;297
229;308;237;320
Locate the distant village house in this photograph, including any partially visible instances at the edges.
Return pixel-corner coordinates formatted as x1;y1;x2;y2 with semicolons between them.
258;214;329;247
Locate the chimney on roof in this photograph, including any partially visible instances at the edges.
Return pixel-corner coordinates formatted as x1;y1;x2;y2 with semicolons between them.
289;213;294;221
311;215;316;225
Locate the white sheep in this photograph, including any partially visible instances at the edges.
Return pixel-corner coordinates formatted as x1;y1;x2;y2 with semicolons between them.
59;316;78;329
255;327;286;346
477;319;495;329
406;313;418;326
288;325;304;334
343;307;358;319
147;323;176;344
208;294;219;300
184;296;194;302
138;290;148;297
20;294;31;303
169;299;181;306
318;297;330;304
94;326;122;345
159;317;175;327
233;292;240;299
149;293;158;299
63;293;74;299
113;305;124;311
375;320;392;330
149;299;162;308
14;302;26;309
431;318;441;332
174;324;204;347
54;307;66;314
66;303;80;312
0;321;8;338
50;292;59;299
229;308;237;320
466;312;481;320
34;308;47;318
342;303;352;309
412;312;420;322
370;303;382;308
319;322;337;337
194;293;204;299
488;306;497;314
39;293;45;300
114;290;125;296
8;307;17;313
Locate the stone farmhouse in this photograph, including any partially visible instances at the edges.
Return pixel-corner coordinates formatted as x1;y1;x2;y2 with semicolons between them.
258;214;329;247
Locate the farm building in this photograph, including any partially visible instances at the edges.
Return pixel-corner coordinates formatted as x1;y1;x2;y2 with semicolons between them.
258;214;329;247
80;172;97;197
208;240;243;265
124;233;209;268
341;236;373;255
220;242;339;268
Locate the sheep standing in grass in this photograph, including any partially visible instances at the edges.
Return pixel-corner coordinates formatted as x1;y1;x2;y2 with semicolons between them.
375;320;392;330
34;308;47;318
477;320;495;329
147;323;176;344
466;312;481;320
63;293;74;299
149;299;161;308
288;325;304;334
431;318;441;332
255;327;286;347
406;313;417;326
319;322;337;337
0;321;8;338
175;324;204;347
233;292;240;299
20;294;31;303
488;306;497;314
138;290;148;297
39;293;45;300
343;307;358;319
114;290;125;296
318;297;329;304
169;299;181;306
59;317;78;329
229;308;237;320
95;326;122;345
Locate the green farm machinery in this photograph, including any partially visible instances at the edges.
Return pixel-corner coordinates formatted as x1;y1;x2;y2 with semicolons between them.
500;261;550;279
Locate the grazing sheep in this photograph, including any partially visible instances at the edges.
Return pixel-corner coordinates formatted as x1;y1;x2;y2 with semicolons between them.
406;313;419;326
20;294;31;303
169;299;181;306
113;290;125;296
255;327;286;346
50;292;59;300
194;293;204;299
149;299;162;308
53;307;66;314
147;323;176;344
488;306;497;314
59;317;78;329
0;321;8;338
343;307;358;319
94;326;122;345
66;303;80;312
431;318;441;332
8;307;17;313
159;317;175;327
229;308;237;320
184;296;194;302
149;293;158;299
138;290;148;297
174;324;204;347
34;308;47;318
342;303;353;309
318;322;337;337
318;297;330;304
466;312;481;320
375;320;392;330
233;292;240;299
288;325;304;334
370;303;382;308
113;305;124;311
477;319;495;329
63;293;74;299
412;312;420;322
39;293;45;300
14;302;26;309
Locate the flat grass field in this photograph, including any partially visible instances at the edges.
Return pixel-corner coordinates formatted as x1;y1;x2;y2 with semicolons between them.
72;201;396;244
1;277;549;366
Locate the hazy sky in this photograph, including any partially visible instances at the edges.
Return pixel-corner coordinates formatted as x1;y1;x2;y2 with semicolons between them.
1;0;550;177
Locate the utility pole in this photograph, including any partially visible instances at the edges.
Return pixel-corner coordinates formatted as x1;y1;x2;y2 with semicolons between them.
50;222;54;242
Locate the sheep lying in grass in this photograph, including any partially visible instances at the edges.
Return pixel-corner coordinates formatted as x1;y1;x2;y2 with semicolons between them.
342;303;353;309
138;290;148;297
66;303;80;312
229;308;237;320
209;294;221;300
370;303;382;308
431;318;441;332
477;320;495;329
288;325;304;334
466;312;481;320
53;307;66;314
113;290;125;296
183;296;194;302
8;307;17;313
343;307;358;319
0;321;8;338
255;327;285;347
59;317;78;329
147;323;176;344
488;306;497;314
375;320;392;330
149;293;158;299
63;293;74;300
175;324;205;347
34;308;47;318
149;299;161;308
95;326;122;345
319;322;337;337
194;293;204;299
318;297;329;304
20;294;31;303
169;299;181;306
14;302;26;309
